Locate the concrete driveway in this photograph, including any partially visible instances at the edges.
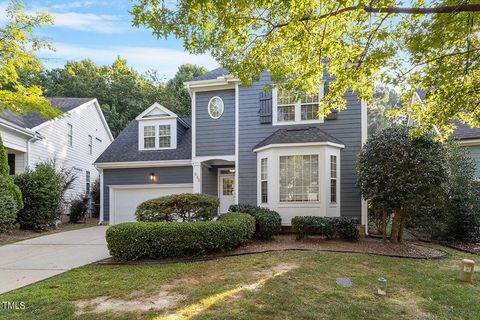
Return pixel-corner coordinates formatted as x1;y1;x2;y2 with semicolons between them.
0;226;109;295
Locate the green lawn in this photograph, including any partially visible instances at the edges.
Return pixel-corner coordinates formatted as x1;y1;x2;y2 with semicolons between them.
0;246;479;320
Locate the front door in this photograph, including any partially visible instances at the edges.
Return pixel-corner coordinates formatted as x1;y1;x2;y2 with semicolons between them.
219;173;235;213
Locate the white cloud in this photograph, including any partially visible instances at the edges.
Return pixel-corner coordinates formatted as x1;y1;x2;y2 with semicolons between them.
51;11;127;33
39;42;219;79
50;1;97;10
0;1;128;33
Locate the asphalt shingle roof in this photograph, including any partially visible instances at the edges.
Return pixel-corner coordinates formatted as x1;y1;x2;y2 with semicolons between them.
95;117;192;163
191;67;230;81
0;97;94;129
455;123;480;140
254;127;344;150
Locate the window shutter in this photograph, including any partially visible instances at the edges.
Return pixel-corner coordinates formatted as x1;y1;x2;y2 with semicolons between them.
258;91;272;124
324;82;338;120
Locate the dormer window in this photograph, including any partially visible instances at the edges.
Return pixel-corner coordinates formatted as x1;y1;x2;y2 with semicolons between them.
272;86;324;125
137;103;181;151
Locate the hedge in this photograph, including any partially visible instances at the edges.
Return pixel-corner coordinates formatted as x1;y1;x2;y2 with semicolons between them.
136;193;219;222
229;204;282;239
291;216;360;241
106;213;255;260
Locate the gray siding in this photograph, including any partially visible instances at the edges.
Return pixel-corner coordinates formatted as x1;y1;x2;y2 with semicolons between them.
202;165;218;197
238;72;362;219
464;145;480;179
195;89;235;156
102;166;193;221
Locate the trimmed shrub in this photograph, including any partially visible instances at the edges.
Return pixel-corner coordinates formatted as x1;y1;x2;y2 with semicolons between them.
0;182;18;233
106;213;255;260
136;193;220;222
291;216;359;241
14;162;63;230
69;197;88;223
229;204;282;239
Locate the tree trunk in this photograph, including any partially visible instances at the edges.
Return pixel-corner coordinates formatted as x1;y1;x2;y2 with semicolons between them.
397;209;407;243
390;209;401;244
382;209;387;242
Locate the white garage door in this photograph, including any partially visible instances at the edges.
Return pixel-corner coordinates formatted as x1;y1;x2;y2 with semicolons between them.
110;184;193;224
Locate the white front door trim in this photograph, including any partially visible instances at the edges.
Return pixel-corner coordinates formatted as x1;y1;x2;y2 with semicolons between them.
217;168;235;214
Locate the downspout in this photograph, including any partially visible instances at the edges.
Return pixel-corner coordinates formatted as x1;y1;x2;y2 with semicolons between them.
26;132;42;169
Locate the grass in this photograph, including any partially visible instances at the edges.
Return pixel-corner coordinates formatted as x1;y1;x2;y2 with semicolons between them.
0;218;99;246
0;245;479;319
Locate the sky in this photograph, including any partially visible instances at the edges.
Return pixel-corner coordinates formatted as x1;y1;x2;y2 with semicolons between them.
0;0;219;80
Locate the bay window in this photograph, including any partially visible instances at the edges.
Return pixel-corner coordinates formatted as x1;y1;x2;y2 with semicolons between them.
279;155;319;202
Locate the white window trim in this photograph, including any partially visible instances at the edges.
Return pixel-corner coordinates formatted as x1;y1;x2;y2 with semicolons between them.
330;154;338;205
88;135;93;155
208;96;224;119
272;84;325;126
138;119;177;151
260;158;268;204
67;123;73;147
279;154;320;203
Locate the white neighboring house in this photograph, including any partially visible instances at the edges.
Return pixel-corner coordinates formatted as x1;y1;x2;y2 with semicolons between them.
0;97;113;204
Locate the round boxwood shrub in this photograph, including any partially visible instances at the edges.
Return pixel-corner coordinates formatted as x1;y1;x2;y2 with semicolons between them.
14;162;63;230
0;186;18;233
229;204;282;239
106;213;255;260
136;193;220;222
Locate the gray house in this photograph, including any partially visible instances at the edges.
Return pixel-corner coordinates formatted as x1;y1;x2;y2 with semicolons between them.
95;69;367;226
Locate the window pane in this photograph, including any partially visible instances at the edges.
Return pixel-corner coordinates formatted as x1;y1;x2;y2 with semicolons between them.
144;137;155;148
144;126;155;137
159;136;171;148
301;104;319;120
277;105;295;121
223;178;234;195
330;180;337;203
279;155;318;202
159;125;170;136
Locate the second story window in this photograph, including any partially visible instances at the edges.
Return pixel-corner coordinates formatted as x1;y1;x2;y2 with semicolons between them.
158;125;171;148
273;86;324;125
143;125;156;149
67;123;73;147
88;135;93;155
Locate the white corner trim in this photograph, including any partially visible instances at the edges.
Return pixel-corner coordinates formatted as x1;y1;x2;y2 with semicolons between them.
253;142;345;153
234;83;239;203
99;168;104;223
360;99;368;235
95;159;192;169
192;91;196;158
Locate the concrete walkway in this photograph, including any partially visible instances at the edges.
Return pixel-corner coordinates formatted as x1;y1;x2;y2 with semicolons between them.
0;226;109;295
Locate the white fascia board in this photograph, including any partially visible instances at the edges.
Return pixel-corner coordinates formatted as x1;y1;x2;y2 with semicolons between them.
460;139;480;146
184;78;240;93
192;155;236;163
95;159;192;169
253;142;345;153
0;120;35;138
31;99;96;131
93;99;114;142
136;102;178;120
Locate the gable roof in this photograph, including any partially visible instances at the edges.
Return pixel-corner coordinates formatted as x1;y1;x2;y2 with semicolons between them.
191;67;230;81
254;127;344;151
0;97;94;129
136;102;178;120
95;116;192;164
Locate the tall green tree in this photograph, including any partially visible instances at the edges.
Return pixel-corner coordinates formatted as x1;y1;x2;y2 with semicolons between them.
132;0;480;139
39;59;206;136
368;86;399;137
0;0;59;119
163;64;207;115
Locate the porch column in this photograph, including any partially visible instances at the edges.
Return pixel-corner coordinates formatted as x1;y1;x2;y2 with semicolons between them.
192;162;202;193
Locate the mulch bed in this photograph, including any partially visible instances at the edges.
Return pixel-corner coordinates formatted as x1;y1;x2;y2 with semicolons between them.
97;234;448;265
438;242;480;255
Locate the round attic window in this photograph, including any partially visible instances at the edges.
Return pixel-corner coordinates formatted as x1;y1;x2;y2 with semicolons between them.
208;96;224;119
